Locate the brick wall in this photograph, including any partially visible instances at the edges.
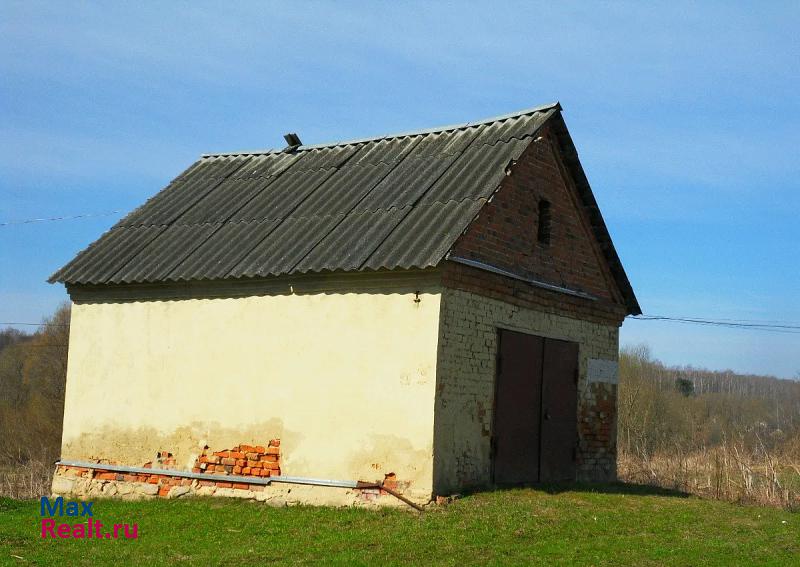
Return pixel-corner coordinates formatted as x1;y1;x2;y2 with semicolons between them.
431;121;627;494
432;287;620;495
51;440;282;499
442;262;625;326
450;124;625;309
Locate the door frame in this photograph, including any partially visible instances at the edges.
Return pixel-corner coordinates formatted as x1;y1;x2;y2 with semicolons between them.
490;326;580;485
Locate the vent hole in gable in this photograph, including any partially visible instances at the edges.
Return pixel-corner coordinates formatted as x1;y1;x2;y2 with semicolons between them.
537;199;551;245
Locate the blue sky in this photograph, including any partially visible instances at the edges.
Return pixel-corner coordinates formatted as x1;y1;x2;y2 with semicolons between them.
1;2;798;377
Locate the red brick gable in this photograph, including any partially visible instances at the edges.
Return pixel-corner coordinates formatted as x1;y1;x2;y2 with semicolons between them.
449;125;624;306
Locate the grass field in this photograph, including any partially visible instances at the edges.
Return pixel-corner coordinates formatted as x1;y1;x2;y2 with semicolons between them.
1;484;797;566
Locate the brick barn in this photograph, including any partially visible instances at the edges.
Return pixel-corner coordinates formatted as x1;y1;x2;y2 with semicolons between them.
50;102;640;506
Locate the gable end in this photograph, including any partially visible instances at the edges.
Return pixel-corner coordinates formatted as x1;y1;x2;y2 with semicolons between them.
447;112;640;316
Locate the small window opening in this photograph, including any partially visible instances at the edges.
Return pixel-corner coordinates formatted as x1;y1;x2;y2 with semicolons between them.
537;199;551;245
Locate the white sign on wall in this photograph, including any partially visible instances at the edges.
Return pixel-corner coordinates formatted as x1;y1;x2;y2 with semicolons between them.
588;359;619;384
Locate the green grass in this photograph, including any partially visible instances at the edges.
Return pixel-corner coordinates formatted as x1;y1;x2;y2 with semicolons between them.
1;484;797;566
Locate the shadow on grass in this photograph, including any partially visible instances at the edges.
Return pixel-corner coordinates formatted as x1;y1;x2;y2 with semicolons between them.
458;481;690;499
539;481;690;498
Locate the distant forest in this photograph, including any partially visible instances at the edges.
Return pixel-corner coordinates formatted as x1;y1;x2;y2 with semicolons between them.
619;344;800;456
0;304;797;505
0;304;69;497
618;344;800;507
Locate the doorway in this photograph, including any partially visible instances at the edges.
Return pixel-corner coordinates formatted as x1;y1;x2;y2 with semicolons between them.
492;329;578;484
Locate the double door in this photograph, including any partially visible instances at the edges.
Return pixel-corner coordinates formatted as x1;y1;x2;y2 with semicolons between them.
492;329;579;484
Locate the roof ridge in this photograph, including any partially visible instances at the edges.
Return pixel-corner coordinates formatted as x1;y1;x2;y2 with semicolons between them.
201;102;561;158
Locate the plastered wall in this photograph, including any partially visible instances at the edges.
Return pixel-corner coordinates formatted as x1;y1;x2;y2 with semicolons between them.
60;281;441;505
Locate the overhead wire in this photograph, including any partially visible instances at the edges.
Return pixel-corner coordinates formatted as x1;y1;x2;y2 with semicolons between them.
628;315;800;334
0;210;123;227
2;207;799;335
4;315;800;334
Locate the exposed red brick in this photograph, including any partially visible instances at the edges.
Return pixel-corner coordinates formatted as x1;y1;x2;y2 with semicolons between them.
383;472;398;490
442;129;629;327
187;440;282;487
451;128;622;304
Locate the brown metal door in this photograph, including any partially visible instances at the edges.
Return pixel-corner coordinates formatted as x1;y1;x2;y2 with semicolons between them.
539;338;579;482
492;330;543;484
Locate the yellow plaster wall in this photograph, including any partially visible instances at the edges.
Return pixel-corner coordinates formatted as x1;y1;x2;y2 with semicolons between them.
61;285;441;503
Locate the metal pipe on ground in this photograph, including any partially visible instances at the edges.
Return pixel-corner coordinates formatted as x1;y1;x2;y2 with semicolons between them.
356;480;424;512
55;460;424;512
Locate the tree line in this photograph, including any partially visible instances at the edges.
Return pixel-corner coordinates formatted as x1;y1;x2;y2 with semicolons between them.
0;304;69;465
617;344;800;507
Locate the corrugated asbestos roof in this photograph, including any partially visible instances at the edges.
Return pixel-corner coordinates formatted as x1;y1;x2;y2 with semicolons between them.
51;104;559;285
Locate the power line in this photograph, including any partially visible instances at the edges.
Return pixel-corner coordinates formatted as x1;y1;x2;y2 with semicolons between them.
629;315;800;334
5;315;800;334
0;322;69;327
689;317;800;325
632;315;800;329
0;210;124;227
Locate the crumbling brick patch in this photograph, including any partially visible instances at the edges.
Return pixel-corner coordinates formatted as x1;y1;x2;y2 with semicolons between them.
577;382;617;481
56;439;281;499
193;439;281;479
157;451;177;469
55;439;413;505
380;472;409;492
357;472;411;502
